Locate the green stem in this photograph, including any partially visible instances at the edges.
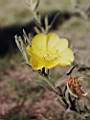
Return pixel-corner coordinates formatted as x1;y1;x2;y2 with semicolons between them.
42;76;66;108
33;12;45;33
43;76;57;93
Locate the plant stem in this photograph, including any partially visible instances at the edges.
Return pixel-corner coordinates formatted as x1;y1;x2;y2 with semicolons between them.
42;76;57;93
42;76;66;108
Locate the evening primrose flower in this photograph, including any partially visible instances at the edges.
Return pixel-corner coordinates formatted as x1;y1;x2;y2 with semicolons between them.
26;33;74;70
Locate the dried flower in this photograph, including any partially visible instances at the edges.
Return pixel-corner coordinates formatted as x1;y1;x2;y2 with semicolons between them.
66;77;87;98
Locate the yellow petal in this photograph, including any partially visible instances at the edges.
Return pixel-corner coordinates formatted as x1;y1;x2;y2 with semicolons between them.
47;33;68;53
44;33;69;68
57;38;68;52
45;58;60;69
59;48;74;66
29;53;45;70
31;33;47;57
43;50;60;69
26;45;32;56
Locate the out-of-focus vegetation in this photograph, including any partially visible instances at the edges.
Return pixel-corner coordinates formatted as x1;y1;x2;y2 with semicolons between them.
0;0;90;26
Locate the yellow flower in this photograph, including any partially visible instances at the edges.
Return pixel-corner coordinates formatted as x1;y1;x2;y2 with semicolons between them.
26;33;74;70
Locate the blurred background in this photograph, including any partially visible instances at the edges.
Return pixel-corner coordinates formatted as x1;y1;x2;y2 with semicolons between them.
0;0;90;26
0;0;90;119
